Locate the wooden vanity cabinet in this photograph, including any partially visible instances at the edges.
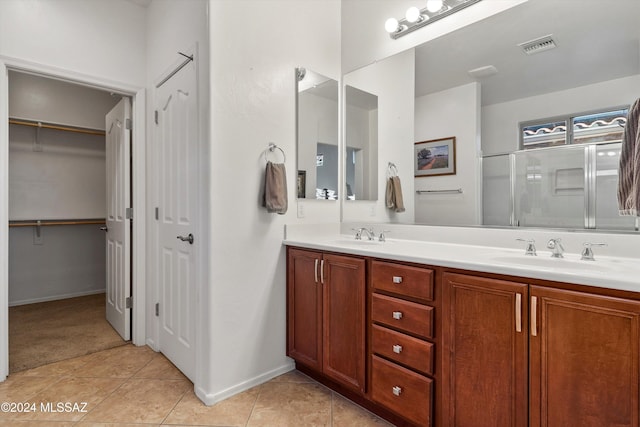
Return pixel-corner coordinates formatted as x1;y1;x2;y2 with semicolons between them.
370;260;436;427
443;272;640;427
442;272;528;427
529;285;640;427
286;247;366;394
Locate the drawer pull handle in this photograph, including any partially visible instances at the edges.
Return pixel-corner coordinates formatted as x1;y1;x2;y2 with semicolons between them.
392;386;402;396
393;344;403;354
392;276;403;284
392;311;403;320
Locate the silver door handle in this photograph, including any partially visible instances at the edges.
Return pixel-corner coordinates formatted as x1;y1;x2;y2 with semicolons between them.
177;233;194;244
100;226;108;232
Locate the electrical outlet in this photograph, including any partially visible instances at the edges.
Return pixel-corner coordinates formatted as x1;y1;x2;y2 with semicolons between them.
297;202;305;218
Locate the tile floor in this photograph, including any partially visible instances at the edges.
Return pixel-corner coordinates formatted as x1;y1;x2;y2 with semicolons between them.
0;344;393;426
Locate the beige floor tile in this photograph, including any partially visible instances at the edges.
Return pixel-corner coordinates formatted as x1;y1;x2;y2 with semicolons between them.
269;370;315;383
80;378;191;424
134;354;188;380
72;344;156;379
164;387;259;426
247;381;332;426
0;421;76;426
19;356;90;377
77;423;160;427
14;377;125;422
0;375;60;403
332;393;393;427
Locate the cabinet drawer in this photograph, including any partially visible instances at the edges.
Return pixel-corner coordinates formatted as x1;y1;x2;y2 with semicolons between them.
372;355;432;426
372;293;434;339
371;260;434;301
372;324;434;375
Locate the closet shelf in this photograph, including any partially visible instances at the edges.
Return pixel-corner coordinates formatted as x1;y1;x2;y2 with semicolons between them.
9;118;106;136
9;219;106;228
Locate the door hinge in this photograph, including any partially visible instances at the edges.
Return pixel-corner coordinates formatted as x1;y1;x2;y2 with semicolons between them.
126;207;133;220
125;296;132;309
155;302;160;317
155;207;159;220
154;110;158;124
125;118;132;130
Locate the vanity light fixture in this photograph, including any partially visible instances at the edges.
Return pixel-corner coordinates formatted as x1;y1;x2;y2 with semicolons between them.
385;0;482;40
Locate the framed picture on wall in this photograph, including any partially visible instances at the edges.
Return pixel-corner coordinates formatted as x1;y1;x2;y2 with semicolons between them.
414;137;456;177
297;170;306;198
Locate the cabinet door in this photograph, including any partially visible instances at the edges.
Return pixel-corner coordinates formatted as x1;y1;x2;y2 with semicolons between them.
287;248;323;371
442;273;528;427
323;253;366;393
530;286;640;427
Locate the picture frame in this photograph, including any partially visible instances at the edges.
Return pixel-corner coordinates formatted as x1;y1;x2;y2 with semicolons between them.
414;137;456;177
297;170;306;198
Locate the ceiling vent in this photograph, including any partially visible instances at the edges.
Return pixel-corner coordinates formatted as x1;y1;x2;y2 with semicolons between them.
518;35;557;55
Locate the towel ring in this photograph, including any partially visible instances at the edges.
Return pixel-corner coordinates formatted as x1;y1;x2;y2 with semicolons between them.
264;142;286;163
387;162;398;178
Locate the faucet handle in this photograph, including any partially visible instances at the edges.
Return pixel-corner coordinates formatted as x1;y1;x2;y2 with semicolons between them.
546;238;565;258
379;230;391;242
581;242;607;261
351;228;363;240
516;238;537;256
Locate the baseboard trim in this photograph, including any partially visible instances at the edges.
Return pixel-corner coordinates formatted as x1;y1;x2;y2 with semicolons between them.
194;360;296;406
9;289;106;307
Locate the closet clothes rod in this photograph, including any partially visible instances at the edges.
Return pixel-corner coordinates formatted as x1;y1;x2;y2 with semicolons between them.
9;219;106;228
9;118;106;136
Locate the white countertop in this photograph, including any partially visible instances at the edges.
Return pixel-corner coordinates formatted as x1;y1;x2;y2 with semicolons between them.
284;233;640;294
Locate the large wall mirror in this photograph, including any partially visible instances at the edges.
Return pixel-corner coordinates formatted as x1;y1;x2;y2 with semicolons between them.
296;67;339;200
345;85;378;201
345;0;639;232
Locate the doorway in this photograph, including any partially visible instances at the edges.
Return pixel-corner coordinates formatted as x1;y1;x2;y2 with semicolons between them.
6;71;131;372
0;59;147;381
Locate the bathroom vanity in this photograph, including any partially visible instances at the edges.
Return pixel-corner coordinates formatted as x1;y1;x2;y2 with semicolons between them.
285;230;640;427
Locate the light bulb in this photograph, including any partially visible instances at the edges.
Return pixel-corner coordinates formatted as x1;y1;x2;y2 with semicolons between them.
385;17;400;33
426;0;443;13
405;6;422;23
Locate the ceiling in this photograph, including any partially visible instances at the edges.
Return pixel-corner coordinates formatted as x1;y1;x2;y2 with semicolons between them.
415;0;640;105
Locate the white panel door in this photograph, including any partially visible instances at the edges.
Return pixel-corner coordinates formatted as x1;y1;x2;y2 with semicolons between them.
155;58;198;381
105;97;131;340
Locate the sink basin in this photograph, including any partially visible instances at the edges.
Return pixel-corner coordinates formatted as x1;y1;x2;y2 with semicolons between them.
491;255;610;272
331;238;384;246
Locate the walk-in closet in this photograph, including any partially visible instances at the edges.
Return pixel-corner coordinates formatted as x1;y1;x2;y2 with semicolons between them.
7;71;127;372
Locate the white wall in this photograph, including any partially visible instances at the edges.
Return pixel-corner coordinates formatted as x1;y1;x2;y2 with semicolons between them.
343;49;415;224
414;82;481;225
482;74;640;155
341;0;527;73
0;0;147;87
0;0;147;380
205;0;341;403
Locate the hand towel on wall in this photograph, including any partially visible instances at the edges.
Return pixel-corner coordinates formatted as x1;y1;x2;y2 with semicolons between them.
385;176;405;213
263;161;288;214
617;98;640;216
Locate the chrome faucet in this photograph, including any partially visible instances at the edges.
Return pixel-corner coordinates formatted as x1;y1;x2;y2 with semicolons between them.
546;238;565;258
516;238;537;256
353;227;375;241
581;242;607;261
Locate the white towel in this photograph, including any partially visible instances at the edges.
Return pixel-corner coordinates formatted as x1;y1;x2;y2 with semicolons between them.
617;98;640;216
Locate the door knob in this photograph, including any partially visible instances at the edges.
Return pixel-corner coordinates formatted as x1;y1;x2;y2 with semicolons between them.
100;226;108;232
177;233;194;244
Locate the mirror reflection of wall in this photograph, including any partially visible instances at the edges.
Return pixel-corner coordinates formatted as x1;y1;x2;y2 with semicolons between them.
345;85;378;201
296;67;339;200
411;0;639;231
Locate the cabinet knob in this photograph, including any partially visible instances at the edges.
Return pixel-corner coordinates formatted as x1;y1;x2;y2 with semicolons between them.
392;386;402;396
392;276;403;284
392;344;403;354
392;311;403;320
